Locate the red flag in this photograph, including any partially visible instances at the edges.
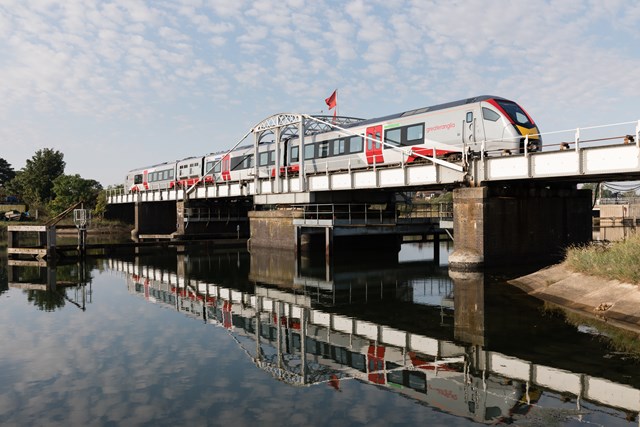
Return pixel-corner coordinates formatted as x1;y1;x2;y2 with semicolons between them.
325;90;337;110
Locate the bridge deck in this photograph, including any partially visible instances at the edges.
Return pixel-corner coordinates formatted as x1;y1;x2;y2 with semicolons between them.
108;142;640;206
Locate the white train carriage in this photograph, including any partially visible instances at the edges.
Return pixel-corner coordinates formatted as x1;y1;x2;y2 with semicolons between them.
204;145;254;183
176;156;209;188
125;161;177;192
124;95;540;193
280;95;541;177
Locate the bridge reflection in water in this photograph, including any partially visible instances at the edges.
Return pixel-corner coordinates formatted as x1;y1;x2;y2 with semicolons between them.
98;245;640;425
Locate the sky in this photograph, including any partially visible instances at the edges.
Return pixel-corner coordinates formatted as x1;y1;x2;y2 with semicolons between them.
1;0;640;187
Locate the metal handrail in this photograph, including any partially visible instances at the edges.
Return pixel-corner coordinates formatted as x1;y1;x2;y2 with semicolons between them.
292;202;453;224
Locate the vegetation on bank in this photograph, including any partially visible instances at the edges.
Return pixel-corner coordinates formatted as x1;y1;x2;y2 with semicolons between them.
565;234;640;285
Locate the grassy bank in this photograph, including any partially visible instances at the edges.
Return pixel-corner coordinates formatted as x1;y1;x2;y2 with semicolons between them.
565;234;640;284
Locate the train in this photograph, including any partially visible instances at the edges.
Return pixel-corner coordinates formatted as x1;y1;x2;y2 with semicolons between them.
125;95;541;193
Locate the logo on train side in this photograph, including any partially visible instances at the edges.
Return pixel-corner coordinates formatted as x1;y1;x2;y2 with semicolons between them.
426;122;456;133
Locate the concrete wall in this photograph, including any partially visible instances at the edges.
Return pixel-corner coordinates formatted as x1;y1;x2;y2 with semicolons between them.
450;185;592;269
595;203;639;241
248;210;304;250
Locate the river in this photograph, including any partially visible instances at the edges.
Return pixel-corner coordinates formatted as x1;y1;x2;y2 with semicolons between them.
1;241;639;426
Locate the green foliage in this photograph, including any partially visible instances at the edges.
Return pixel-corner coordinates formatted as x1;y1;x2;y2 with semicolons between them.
0;158;15;186
6;148;65;208
93;189;108;220
47;174;103;216
565;234;640;284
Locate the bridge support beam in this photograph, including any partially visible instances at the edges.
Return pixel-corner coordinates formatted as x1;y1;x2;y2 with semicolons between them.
449;185;592;270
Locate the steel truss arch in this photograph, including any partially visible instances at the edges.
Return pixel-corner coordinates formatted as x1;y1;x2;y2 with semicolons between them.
251;113;364;140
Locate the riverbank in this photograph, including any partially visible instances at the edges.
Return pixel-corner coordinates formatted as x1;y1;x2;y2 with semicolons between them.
509;262;640;334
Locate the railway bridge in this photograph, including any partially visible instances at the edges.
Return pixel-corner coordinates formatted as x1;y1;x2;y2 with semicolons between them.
106;113;640;269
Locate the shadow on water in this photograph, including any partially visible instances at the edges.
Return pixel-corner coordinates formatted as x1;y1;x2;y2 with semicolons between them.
2;241;640;425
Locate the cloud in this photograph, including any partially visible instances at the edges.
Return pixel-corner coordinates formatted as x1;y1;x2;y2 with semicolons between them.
0;0;639;184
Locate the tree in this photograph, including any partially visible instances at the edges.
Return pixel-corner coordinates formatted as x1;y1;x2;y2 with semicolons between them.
47;174;103;216
6;148;65;208
0;158;15;186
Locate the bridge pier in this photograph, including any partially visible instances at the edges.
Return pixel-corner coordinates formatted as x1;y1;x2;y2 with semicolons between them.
449;184;592;270
248;210;305;251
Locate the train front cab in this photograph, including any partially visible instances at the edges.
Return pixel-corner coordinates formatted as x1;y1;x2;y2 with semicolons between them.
485;98;541;154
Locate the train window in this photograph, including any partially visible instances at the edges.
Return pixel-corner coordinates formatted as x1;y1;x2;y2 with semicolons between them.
333;139;345;155
406;124;424;144
385;128;401;146
134;174;143;184
349;136;363;153
259;152;270;166
269;150;275;164
319;141;329;158
408;371;426;392
482;107;500;122
351;353;366;372
290;146;299;162
244;155;253;169
304;144;315;160
495;99;532;126
466;112;473;123
169;169;174;179
231;157;243;170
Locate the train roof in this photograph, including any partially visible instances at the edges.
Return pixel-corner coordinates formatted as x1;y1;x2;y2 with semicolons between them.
127;160;176;173
204;144;253;157
343;95;508;129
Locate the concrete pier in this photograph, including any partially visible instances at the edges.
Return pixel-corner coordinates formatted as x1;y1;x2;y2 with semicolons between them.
449;185;592;270
248;210;305;251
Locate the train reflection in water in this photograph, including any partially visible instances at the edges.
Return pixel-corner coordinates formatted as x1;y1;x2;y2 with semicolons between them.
108;247;640;425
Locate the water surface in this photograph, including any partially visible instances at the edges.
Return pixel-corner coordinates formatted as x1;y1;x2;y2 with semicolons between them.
1;242;639;426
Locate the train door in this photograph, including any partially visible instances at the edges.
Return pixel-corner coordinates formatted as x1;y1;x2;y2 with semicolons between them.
365;125;384;165
463;110;483;152
222;154;230;181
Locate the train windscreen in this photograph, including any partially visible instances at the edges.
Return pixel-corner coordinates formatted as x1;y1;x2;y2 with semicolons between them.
495;100;533;127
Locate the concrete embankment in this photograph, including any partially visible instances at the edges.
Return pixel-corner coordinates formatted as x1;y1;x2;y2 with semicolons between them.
509;263;640;333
